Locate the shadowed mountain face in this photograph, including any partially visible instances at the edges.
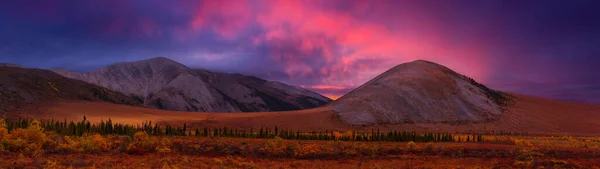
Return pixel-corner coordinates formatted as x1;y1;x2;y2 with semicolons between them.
0;66;142;114
52;57;332;112
0;63;21;68
332;60;512;125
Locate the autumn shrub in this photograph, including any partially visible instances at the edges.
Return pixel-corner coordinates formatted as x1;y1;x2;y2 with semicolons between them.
341;142;359;156
354;142;368;156
184;137;243;155
550;159;568;168
133;131;150;145
517;148;544;161
293;143;321;158
513;160;531;168
510;137;534;146
126;144;146;155
126;132;149;155
9;153;32;168
80;133;109;153
193;139;217;154
365;144;380;158
110;135;131;153
259;136;288;157
239;142;251;156
511;148;545;167
126;131;160;155
425;142;435;152
55;136;82;154
320;141;338;156
1;136;27;152
186;142;202;154
223;142;243;155
0;118;8;139
79;137;95;153
204;137;236;155
356;143;380;158
1;120;47;155
406;141;417;151
43;160;60;169
222;156;257;169
172;138;186;152
156;137;172;154
41;132;60;151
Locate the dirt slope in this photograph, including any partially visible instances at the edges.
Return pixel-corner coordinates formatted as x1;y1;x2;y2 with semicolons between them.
18;94;600;136
23;101;345;132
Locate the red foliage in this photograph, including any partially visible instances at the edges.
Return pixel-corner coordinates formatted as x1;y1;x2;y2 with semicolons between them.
125;147;146;155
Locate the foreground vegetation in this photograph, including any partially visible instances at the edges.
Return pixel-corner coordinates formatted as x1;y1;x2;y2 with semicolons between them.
1;117;600;168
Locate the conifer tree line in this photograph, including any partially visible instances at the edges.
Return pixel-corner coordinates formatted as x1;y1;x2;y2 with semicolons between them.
3;116;484;143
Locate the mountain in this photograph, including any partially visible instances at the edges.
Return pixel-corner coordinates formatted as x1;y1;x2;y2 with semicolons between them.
332;60;512;125
12;59;600;136
52;57;332;112
0;66;142;114
0;63;21;68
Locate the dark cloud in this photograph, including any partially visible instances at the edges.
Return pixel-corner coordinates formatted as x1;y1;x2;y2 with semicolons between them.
0;0;599;103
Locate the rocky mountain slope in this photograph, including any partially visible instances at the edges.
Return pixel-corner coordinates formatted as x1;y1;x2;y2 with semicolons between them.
52;57;331;112
0;66;142;114
332;60;512;125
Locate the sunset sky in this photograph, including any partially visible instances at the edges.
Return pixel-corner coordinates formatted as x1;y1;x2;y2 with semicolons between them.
1;0;599;103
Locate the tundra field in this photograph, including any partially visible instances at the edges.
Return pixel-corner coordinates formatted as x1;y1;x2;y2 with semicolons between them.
1;117;600;169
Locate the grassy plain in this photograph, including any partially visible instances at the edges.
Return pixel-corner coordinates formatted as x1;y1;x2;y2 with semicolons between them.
1;124;600;169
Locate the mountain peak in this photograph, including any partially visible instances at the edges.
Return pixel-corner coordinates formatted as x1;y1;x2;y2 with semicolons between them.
143;56;176;63
410;59;436;64
134;56;186;67
395;59;449;71
0;63;22;68
100;56;185;69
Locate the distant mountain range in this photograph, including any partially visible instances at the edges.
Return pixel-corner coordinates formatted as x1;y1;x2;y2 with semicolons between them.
7;59;600;136
1;57;514;125
51;57;332;112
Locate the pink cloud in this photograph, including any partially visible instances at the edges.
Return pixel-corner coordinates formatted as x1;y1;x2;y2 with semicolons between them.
191;0;253;39
185;0;495;93
137;19;162;38
93;18;162;39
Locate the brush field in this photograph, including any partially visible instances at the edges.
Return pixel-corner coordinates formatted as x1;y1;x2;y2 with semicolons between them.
1;118;600;168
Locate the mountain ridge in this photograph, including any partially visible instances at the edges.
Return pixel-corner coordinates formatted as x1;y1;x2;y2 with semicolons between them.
52;57;332;112
0;66;143;115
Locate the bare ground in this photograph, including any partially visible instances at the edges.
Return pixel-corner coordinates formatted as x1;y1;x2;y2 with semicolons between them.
14;94;600;136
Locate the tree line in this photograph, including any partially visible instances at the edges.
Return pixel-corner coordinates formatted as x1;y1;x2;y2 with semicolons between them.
3;116;484;143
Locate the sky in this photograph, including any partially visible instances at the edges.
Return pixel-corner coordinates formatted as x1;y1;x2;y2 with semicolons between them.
1;0;599;103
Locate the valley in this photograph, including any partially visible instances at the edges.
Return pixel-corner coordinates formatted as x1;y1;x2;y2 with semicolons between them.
16;92;600;136
2;59;600;169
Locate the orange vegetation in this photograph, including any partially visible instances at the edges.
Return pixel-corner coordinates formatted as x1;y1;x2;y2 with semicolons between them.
1;135;600;168
1;119;600;168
